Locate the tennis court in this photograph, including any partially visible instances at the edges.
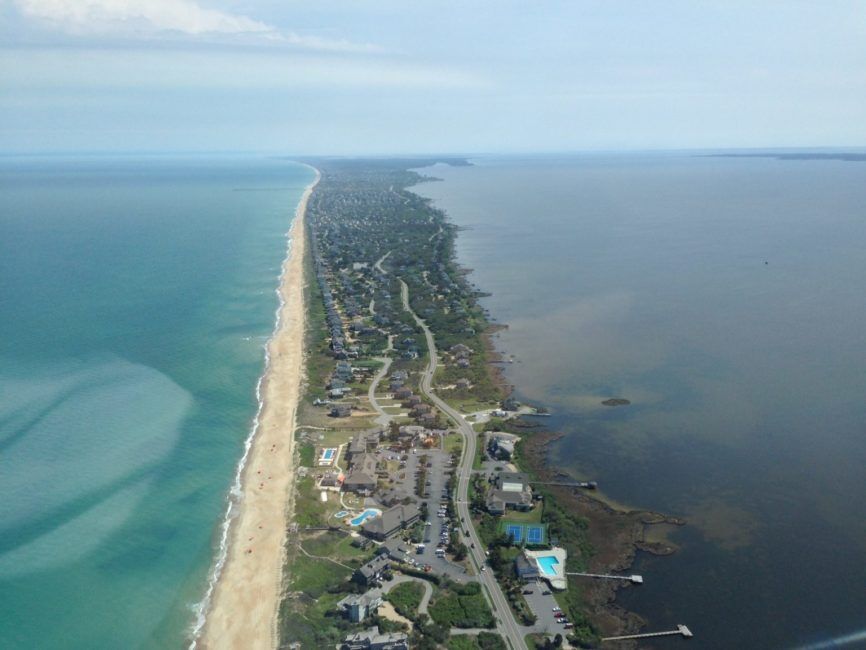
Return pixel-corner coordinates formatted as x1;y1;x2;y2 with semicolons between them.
506;524;523;542
500;521;547;545
526;525;545;544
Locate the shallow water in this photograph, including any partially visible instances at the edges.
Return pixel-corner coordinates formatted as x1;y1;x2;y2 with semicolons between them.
0;157;313;649
414;153;866;649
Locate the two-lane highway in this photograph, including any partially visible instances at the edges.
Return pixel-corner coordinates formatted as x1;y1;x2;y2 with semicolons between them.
400;279;528;650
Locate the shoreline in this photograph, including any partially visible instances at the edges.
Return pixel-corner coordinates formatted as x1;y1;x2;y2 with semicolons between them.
193;168;319;650
411;164;681;640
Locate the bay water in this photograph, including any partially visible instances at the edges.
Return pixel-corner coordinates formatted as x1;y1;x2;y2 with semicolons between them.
415;154;866;649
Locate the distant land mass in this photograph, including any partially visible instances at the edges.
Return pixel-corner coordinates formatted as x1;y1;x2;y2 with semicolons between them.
705;152;866;162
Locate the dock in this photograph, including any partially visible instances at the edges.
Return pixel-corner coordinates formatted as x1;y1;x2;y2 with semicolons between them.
531;480;598;489
567;572;643;584
602;625;693;642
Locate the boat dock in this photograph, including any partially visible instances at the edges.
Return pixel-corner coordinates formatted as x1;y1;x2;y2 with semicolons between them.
602;624;693;642
567;572;643;584
531;480;598;489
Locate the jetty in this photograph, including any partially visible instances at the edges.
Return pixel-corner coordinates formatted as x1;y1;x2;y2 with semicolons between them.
602;624;693;642
567;571;643;584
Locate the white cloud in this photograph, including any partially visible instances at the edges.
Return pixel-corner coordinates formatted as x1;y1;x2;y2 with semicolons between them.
12;0;381;52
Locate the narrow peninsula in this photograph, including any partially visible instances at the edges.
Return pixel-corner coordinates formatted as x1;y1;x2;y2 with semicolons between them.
261;159;679;650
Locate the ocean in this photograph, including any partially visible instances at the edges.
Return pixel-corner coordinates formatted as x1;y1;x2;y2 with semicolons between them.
414;153;866;649
0;156;314;649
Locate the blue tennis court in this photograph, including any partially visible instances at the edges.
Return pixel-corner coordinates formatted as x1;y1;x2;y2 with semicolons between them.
526;525;544;544
506;524;523;542
500;521;548;545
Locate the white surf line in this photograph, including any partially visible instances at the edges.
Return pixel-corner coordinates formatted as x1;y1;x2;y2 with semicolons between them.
187;166;320;649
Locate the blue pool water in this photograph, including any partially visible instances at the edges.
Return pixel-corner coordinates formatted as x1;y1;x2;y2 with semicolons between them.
322;448;336;460
334;511;349;518
349;509;381;526
536;555;560;576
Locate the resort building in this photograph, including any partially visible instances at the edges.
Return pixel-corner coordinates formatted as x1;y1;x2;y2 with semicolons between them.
341;627;409;650
515;547;568;591
336;589;382;622
486;471;533;515
346;432;369;462
330;404;352;417
318;471;343;491
380;540;413;564
361;503;421;541
352;554;391;586
487;432;517;460
343;453;378;494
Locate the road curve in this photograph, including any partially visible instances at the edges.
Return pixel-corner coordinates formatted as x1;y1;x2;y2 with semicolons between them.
400;279;528;650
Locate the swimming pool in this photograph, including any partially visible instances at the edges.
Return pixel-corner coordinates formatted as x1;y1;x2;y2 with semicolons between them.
349;508;381;526
536;555;560;576
318;447;338;465
334;510;349;518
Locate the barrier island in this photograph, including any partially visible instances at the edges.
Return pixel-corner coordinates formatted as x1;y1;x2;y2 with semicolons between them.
276;158;681;650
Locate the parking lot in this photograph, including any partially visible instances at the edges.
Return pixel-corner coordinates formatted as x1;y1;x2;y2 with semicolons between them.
398;445;470;580
520;578;571;635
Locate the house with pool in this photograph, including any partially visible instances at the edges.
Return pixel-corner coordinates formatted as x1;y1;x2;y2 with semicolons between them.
515;547;568;591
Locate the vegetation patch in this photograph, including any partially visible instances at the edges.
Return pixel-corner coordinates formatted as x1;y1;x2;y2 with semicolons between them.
428;581;495;629
385;581;425;620
447;632;508;650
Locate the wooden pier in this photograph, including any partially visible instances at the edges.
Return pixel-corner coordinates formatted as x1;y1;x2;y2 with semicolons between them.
602;625;693;642
530;480;598;489
566;571;643;584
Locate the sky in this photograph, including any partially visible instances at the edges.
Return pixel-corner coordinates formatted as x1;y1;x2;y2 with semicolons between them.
1;0;865;154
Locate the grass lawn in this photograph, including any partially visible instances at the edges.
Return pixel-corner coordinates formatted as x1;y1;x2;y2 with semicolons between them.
289;554;351;599
294;476;329;528
298;442;316;467
385;581;425;619
444;432;463;454
500;506;544;524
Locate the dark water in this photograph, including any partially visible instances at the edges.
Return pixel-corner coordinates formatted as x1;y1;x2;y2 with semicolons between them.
414;154;866;649
0;157;313;649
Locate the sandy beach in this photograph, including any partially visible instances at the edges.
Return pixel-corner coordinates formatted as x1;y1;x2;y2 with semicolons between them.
199;171;318;650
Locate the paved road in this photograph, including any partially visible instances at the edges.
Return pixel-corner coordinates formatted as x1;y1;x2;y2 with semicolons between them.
400;279;528;650
367;356;393;427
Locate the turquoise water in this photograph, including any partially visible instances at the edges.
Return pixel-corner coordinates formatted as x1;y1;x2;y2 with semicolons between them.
0;156;314;649
536;555;560;576
414;154;866;649
350;509;382;526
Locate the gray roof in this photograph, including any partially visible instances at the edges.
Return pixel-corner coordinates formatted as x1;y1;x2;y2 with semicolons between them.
362;503;420;537
357;553;390;579
337;589;382;610
487;488;532;508
496;471;529;490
